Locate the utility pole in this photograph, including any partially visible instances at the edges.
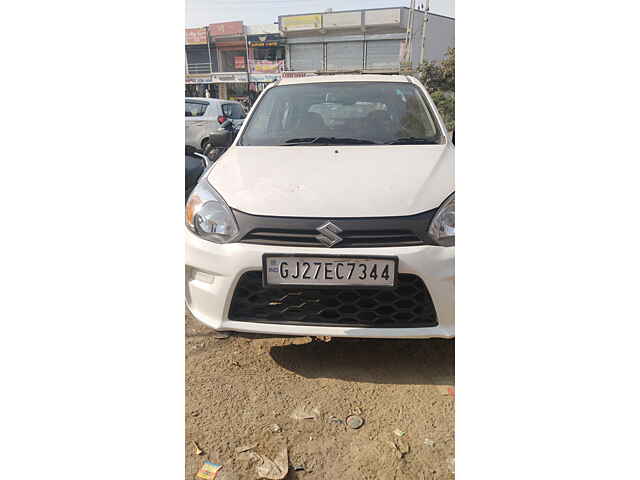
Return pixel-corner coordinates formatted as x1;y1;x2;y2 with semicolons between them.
206;28;214;75
404;0;416;69
420;0;430;65
244;32;251;103
405;0;416;70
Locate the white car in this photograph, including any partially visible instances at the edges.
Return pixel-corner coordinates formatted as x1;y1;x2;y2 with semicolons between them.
185;98;246;150
185;74;454;339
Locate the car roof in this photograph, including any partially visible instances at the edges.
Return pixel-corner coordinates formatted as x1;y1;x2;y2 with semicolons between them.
278;74;412;86
185;97;242;104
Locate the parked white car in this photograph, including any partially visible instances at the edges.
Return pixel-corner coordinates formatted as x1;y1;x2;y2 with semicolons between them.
185;98;246;150
185;75;454;339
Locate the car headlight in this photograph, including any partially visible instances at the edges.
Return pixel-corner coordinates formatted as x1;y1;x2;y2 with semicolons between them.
186;179;239;243
428;193;455;246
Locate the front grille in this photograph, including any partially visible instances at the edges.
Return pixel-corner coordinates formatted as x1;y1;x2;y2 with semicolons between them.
240;229;424;247
228;271;438;328
232;209;438;248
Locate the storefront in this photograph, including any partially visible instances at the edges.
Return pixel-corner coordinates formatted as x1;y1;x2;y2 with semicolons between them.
216;43;247;72
185;76;219;98
247;34;285;72
208;21;246;72
286;35;404;73
209;73;249;101
185;21;286;102
365;39;403;69
226;83;250;102
185;27;217;75
277;8;448;74
245;34;284;103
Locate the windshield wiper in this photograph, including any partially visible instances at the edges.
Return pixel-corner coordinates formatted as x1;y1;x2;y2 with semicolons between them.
281;137;319;145
385;137;439;145
281;137;377;146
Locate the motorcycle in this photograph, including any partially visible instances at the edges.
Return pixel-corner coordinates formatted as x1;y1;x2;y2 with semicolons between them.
202;119;243;163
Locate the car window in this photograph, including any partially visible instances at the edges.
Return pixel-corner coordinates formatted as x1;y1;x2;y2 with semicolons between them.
222;103;246;119
309;102;387;124
239;82;442;146
185;101;208;117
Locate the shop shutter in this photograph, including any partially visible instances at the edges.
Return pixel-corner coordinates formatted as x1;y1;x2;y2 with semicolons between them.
365;39;401;70
186;45;216;73
289;44;323;71
326;41;363;71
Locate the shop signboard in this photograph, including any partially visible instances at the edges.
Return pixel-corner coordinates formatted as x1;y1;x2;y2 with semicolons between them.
280;14;322;32
281;71;317;78
185;75;213;84
208;21;244;37
249;73;281;83
248;41;281;47
186;73;252;84
249;59;284;74
185;27;208;45
210;73;249;83
215;41;245;48
250;41;280;47
247;34;282;47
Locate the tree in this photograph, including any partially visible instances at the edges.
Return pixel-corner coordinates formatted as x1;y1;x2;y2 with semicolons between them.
417;47;455;131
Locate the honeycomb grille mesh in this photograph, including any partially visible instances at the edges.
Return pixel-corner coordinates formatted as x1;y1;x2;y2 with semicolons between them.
228;271;438;328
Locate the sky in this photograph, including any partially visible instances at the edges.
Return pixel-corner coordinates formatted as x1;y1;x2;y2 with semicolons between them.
186;0;454;28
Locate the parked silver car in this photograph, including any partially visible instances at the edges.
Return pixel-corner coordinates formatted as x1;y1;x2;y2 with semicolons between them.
185;98;246;150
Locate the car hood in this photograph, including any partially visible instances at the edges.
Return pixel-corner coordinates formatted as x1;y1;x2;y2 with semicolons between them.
207;145;454;217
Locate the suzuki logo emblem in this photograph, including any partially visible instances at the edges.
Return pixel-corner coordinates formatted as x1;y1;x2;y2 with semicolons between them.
315;221;343;247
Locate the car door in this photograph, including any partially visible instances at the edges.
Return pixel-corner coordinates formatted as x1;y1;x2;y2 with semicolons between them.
185;100;200;147
185;101;193;146
185;100;210;148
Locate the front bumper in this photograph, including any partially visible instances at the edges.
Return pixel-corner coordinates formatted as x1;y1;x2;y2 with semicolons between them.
185;229;454;338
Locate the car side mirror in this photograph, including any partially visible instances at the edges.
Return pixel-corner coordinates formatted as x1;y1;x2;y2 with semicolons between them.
452;130;455;145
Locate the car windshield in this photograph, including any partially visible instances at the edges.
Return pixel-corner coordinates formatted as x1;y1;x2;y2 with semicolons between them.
222;103;246;119
238;81;442;146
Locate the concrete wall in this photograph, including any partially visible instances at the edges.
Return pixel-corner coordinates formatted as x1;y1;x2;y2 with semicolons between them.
423;13;454;63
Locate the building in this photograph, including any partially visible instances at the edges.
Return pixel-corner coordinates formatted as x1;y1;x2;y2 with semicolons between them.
245;24;285;96
186;21;287;100
279;7;454;76
420;12;455;64
185;7;454;99
185;21;251;100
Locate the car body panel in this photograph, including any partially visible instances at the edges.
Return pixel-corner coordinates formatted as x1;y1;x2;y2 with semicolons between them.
185;230;454;338
185;150;209;201
185;98;245;149
185;74;454;339
277;74;411;86
208;144;453;217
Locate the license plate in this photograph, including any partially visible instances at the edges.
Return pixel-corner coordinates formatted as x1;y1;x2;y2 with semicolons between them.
263;255;398;287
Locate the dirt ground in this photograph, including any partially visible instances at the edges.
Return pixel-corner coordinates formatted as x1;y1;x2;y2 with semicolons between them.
186;311;454;480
